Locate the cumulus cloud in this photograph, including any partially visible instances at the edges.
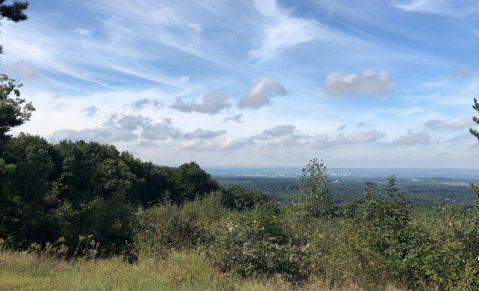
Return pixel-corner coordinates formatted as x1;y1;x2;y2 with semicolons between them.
425;117;475;130
237;77;287;109
182;128;226;140
141;119;183;140
338;129;386;144
337;125;347;131
380;131;432;147
263;135;311;149
263;124;296;137
445;133;475;146
455;64;471;79
223;114;243;123
129;98;164;111
117;115;152;130
180;137;245;152
103;114;152;130
50;128;137;144
312;129;385;149
312;134;339;149
136;141;158;147
171;90;232;114
83;106;99;117
323;69;393;97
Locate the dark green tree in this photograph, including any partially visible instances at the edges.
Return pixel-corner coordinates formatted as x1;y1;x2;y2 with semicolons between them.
0;74;35;139
0;134;57;248
167;161;220;204
0;0;29;53
0;1;32;140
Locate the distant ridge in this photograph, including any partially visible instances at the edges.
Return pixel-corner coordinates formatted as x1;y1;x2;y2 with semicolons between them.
205;167;479;179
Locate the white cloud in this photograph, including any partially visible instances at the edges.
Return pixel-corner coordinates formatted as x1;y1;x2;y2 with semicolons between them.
312;134;338;149
141;119;183;140
83;106;99;117
171;90;232;114
323;69;393;97
338;129;386;144
223;114;243;123
425;117;475;130
380;131;432;147
237;77;287;109
180;136;245;152
111;114;152;131
394;0;479;17
248;0;321;62
262;124;296;137
182;128;226;140
129;98;164;111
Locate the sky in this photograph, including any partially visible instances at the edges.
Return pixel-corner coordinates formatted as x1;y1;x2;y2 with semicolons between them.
2;0;479;168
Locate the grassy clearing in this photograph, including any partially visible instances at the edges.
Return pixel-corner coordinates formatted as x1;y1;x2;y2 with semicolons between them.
0;250;407;291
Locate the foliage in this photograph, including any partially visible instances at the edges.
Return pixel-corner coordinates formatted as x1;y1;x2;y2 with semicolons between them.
134;192;225;260
0;0;29;55
0;134;56;248
296;158;333;218
209;204;307;281
222;184;273;211
0;74;35;139
27;237;69;259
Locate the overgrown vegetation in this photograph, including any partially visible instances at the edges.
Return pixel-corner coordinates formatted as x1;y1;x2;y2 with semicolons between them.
2;142;479;290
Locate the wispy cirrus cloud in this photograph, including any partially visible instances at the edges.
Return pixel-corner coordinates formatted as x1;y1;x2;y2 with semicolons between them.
248;0;322;62
394;0;479;17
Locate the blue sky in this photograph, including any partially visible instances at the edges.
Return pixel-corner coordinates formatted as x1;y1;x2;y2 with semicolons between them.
2;0;479;168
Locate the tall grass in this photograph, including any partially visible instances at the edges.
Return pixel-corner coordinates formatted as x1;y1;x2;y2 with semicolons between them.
0;249;407;291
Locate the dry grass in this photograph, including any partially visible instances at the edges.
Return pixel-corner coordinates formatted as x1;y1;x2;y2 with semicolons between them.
0;250;408;291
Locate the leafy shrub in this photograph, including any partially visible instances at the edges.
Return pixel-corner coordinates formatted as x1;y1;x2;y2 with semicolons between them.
134;192;225;259
405;205;479;290
324;177;413;286
209;204;308;281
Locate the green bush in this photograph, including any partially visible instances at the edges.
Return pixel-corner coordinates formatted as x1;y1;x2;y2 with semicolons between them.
134;192;225;259
209;204;308;281
405;205;479;290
